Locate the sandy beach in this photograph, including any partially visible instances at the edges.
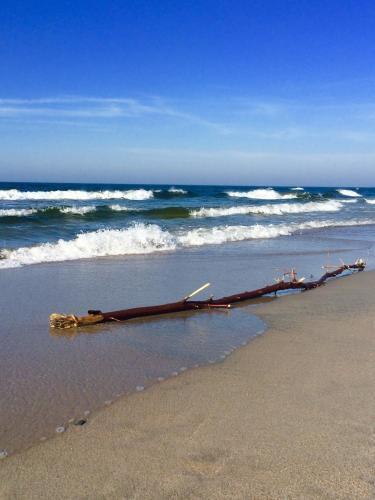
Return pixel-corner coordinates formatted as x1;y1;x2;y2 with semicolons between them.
1;270;374;499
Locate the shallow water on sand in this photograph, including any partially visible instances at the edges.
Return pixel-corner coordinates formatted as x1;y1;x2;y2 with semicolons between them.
0;304;264;455
0;225;374;455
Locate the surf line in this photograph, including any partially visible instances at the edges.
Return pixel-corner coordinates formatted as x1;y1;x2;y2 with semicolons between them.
50;259;366;330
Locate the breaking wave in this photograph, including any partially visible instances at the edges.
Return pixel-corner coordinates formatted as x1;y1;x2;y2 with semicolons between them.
109;204;137;212
177;219;372;247
337;189;362;198
340;199;358;204
0;188;155;201
168;187;187;194
1;219;373;269
60;206;97;215
291;187;304;191
365;199;375;205
225;188;297;200
191;200;342;218
0;224;176;268
0;208;38;217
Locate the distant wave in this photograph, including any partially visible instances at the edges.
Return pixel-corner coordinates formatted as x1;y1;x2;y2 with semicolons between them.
0;205;123;219
337;189;362;198
0;188;155;201
226;188;297;200
291;187;304;191
168;187;188;194
0;208;38;217
1;196;370;222
191;200;342;218
60;206;97;215
1;218;373;268
109;204;137;212
0;204;189;220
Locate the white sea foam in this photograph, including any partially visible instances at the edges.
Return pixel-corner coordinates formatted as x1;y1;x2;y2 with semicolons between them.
177;224;296;246
60;206;96;215
340;199;358;204
365;199;375;205
109;204;136;211
0;219;372;269
168;187;187;194
0;224;176;268
176;219;373;247
0;188;154;201
337;189;362;198
191;200;343;218
226;188;297;200
0;208;38;217
291;187;304;191
177;220;358;247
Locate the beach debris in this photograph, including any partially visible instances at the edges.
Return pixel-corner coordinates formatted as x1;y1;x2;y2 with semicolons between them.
55;426;65;433
136;385;145;391
49;259;366;330
0;449;8;459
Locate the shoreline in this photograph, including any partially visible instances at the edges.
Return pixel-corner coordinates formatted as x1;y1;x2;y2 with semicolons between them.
1;270;375;498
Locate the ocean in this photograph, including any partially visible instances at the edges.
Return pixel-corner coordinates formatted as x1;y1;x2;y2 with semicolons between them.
1;181;375;456
1;181;375;267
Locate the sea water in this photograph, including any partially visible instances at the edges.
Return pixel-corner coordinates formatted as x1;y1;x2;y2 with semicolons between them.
1;182;375;455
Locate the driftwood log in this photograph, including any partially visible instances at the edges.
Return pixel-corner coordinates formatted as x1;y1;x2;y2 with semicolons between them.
50;259;365;329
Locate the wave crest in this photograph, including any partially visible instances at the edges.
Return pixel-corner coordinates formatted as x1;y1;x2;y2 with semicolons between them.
0;224;176;268
0;188;154;201
191;200;342;218
168;187;187;194
0;208;38;217
60;206;97;215
1;219;372;268
337;189;362;198
225;188;297;200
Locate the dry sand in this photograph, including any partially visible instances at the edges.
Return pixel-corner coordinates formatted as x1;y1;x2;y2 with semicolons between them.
1;271;374;499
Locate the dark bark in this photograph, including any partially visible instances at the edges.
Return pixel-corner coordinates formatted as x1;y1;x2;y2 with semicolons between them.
50;261;365;329
99;261;365;323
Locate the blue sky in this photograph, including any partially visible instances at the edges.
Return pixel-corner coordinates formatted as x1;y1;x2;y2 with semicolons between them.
1;0;375;185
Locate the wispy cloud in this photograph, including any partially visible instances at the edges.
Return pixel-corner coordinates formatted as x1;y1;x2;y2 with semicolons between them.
2;94;375;145
0;96;230;133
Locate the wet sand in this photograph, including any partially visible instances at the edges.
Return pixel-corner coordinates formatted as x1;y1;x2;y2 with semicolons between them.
1;270;375;499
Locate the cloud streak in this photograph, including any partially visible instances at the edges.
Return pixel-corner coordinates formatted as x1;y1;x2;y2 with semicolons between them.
0;96;230;133
1;95;375;145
